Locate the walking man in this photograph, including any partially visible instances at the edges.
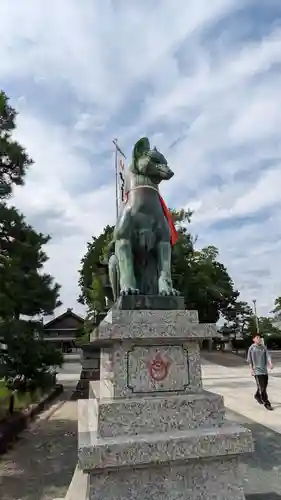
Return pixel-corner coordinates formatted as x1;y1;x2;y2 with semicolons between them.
247;334;273;410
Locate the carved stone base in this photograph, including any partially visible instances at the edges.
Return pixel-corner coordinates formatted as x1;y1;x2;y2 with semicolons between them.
59;307;253;500
77;392;251;500
88;458;246;500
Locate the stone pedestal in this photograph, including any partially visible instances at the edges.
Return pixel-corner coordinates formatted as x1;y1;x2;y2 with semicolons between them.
75;297;253;500
80;346;100;378
75;346;101;400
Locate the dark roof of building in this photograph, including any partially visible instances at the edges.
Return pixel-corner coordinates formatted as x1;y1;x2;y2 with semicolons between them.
44;308;84;328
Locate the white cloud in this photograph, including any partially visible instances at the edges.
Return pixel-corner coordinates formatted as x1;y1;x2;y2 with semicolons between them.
190;166;281;227
1;0;281;317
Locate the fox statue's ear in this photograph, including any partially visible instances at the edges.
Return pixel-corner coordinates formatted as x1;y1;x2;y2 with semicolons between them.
133;137;150;160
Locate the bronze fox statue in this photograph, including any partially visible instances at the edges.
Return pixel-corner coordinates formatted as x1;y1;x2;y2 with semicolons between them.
108;137;179;301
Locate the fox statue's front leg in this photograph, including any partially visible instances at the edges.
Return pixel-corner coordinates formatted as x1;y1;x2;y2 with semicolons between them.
157;240;180;296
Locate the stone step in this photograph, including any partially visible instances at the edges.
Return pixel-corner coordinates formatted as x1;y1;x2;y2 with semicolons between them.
78;423;253;472
92;308;218;343
74;306;252;499
97;318;216;341
103;307;199;326
54;465;89;500
78;390;225;439
88;456;247;500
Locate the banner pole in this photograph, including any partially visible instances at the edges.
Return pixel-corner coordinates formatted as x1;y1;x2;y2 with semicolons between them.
112;139;127;221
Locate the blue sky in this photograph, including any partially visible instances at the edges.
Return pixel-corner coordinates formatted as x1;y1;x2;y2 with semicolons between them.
1;0;281;317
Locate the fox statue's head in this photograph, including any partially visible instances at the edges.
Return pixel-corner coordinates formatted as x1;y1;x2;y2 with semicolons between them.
131;137;174;184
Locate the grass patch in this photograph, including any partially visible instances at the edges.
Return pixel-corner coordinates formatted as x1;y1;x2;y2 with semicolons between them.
0;380;9;398
0;380;44;420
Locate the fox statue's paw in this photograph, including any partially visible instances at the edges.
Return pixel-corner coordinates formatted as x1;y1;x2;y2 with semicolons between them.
158;276;180;296
120;286;140;296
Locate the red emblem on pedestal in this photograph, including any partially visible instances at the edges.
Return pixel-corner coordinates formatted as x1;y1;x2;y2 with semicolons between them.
148;353;170;382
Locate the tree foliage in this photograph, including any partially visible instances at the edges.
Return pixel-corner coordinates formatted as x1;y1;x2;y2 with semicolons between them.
0;204;61;319
0;90;62;387
271;296;281;318
220;300;254;338
78;224;114;306
253;316;281;337
170;211;240;323
0;319;63;385
231;312;281;350
0;91;33;199
79;275;106;342
78;208;242;323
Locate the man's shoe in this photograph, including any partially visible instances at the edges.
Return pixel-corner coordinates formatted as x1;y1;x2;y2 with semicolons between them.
254;395;263;404
264;403;273;411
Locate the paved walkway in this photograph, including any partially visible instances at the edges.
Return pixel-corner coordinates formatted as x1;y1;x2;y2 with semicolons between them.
226;409;281;499
202;352;281;434
0;360;81;500
0;353;281;499
202;352;281;499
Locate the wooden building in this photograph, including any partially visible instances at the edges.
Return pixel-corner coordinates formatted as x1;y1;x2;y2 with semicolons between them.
43;308;84;352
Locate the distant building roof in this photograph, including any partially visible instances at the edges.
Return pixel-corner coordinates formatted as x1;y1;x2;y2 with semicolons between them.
44;308;84;329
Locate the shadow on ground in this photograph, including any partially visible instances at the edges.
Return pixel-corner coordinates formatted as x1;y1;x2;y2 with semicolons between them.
227;409;281;498
205;379;254;390
202;350;281;369
0;383;81;500
202;351;247;367
0;419;77;500
1;367;281;499
246;495;281;499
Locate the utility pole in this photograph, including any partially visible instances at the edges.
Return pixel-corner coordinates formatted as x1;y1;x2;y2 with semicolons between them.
253;299;260;334
112;139;127;220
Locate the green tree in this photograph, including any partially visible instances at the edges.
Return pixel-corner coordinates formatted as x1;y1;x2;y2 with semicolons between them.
172;244;239;323
77;275;106;345
244;315;281;338
170;209;240;323
78;208;241;324
220;300;253;338
0;319;63;387
78;224;114;306
0;91;62;387
0;206;63;386
271;296;281;319
0;91;32;199
0;204;61;320
170;208;193;226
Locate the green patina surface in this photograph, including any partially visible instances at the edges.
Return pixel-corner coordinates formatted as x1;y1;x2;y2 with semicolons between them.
108;137;179;302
